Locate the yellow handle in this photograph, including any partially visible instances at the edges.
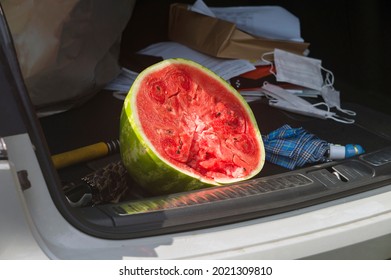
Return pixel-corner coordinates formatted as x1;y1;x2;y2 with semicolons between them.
52;142;109;169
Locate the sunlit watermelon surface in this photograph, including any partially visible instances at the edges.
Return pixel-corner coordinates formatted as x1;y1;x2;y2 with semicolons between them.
120;59;264;195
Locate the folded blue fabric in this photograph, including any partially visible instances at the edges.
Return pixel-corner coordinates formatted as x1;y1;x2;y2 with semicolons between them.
263;124;328;170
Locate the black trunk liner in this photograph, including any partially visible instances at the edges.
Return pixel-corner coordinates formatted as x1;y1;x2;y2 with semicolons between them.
39;90;391;193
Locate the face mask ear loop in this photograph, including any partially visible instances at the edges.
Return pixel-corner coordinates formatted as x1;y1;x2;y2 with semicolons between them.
315;102;354;123
336;106;357;116
321;66;335;88
313;102;352;123
313;102;331;113
314;100;356;119
328;114;355;124
261;51;277;76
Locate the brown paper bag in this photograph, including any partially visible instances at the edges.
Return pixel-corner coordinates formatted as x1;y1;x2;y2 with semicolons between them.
169;3;310;60
1;0;136;114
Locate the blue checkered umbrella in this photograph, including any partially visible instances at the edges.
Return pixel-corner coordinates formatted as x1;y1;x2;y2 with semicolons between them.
263;125;329;170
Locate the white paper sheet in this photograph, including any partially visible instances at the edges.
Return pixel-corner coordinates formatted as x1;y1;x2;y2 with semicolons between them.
104;68;137;91
137;42;255;81
190;0;216;17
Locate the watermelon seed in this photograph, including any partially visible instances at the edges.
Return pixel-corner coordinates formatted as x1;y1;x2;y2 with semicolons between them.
176;139;184;154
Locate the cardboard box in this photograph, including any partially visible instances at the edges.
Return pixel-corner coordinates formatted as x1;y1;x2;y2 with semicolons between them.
168;3;310;60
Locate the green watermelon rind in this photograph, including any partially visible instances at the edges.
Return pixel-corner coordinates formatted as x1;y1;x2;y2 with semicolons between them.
120;58;265;195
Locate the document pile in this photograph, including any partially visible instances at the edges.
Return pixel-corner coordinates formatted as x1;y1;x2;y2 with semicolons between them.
106;1;304;101
105;42;256;101
105;0;355;123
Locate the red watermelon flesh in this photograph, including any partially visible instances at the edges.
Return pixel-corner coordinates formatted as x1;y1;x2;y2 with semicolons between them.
134;60;263;182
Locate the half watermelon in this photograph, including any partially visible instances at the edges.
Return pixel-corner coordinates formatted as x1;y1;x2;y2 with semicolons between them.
120;58;265;195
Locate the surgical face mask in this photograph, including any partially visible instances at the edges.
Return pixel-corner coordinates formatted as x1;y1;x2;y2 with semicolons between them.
261;82;355;124
262;49;356;118
263;48;325;91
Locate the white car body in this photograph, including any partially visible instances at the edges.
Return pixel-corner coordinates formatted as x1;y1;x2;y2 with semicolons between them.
2;0;391;261
2;133;391;260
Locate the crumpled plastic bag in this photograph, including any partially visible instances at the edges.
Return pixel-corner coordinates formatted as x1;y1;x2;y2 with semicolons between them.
1;0;136;115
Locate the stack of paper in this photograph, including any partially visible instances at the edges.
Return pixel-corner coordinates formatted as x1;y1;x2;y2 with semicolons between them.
105;0;315;103
191;0;304;42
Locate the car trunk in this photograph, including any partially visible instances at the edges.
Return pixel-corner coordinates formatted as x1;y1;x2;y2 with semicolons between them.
37;85;391;238
4;0;391;240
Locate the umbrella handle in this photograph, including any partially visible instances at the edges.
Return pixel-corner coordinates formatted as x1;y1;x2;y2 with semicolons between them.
328;144;364;160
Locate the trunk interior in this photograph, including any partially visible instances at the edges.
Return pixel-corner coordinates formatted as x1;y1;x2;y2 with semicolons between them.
35;0;391;239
